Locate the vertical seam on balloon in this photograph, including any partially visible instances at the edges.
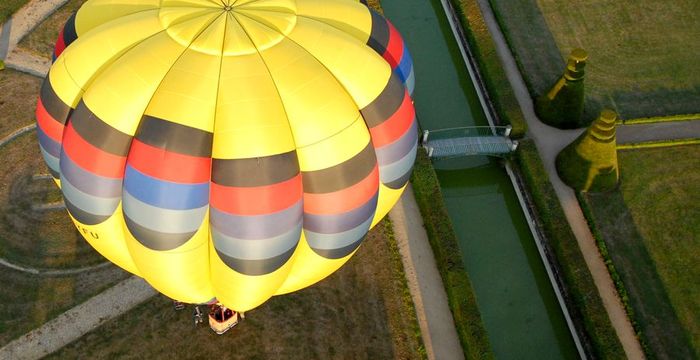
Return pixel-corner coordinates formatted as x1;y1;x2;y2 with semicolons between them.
206;7;231;295
230;10;303;276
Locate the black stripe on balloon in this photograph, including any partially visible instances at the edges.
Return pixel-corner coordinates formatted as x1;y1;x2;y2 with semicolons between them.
40;77;72;125
62;12;78;45
310;235;366;260
360;72;405;128
212;151;299;187
124;215;195;251
302;142;376;194
71;101;133;156
367;10;389;55
215;248;295;276
136;115;213;157
63;196;110;225
359;0;368;5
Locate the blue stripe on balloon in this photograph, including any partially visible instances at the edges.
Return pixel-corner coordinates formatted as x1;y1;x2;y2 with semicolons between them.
40;146;60;175
123;164;209;210
395;46;413;84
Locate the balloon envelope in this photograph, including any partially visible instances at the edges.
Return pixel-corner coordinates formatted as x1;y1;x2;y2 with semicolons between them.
37;0;416;311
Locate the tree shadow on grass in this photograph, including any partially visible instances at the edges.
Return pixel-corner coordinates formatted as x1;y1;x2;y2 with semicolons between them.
585;189;695;359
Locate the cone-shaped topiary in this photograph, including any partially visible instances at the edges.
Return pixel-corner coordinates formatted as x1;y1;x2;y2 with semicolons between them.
556;109;619;192
536;48;587;129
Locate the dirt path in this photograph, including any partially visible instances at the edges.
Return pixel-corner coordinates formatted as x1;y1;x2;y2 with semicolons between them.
390;186;465;360
0;276;156;360
475;0;646;358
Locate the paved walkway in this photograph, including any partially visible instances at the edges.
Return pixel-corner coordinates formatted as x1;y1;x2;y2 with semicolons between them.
618;120;700;144
390;186;465;360
0;0;66;76
0;276;156;360
475;0;646;358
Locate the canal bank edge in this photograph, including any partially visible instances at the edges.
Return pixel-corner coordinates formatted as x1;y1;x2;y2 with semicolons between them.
515;141;626;359
410;149;494;359
437;0;623;358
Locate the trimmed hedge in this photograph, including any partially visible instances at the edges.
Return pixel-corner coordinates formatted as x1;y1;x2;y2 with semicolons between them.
617;138;700;150
516;140;626;359
410;148;494;360
446;0;527;138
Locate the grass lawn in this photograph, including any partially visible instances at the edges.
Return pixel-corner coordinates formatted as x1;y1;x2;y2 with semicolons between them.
17;0;86;59
48;220;426;359
489;0;700;121
0;0;30;25
0;69;41;138
583;145;700;359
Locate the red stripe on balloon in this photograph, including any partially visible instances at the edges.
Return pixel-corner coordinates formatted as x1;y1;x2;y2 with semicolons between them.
54;28;67;58
127;139;211;184
36;97;65;142
62;122;127;179
382;22;404;68
369;90;414;148
303;164;379;215
210;174;302;216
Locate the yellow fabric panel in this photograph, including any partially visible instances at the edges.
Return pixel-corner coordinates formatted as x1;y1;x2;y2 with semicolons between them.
213;52;295;159
210;244;296;312
67;203;140;275
144;18;225;131
47;56;84;109
75;0;160;35
371;183;407;227
296;0;372;43
62;11;164;94
251;36;361;148
124;213;214;304
295;116;369;172
274;231;356;295
287;17;390;109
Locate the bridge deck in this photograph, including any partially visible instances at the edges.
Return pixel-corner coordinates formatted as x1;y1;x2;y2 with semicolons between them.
425;136;516;158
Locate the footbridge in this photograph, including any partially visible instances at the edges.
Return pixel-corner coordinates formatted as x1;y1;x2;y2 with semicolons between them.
421;126;518;159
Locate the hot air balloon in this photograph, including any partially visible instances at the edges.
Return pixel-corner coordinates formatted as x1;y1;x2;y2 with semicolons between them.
36;0;417;319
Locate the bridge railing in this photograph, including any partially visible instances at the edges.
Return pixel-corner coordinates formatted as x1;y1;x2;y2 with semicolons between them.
421;125;512;144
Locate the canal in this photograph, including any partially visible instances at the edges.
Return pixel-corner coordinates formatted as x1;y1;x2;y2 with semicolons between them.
379;0;579;358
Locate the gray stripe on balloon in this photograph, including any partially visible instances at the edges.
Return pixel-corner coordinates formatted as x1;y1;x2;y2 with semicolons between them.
60;173;120;216
209;200;302;240
63;196;111;225
211;222;302;261
374;120;418;166
304;215;373;251
122;190;207;234
60;150;123;197
379;141;418;183
215;247;296;276
302;192;377;234
124;214;197;251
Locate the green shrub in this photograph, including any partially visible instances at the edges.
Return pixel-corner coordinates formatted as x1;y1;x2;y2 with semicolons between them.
447;0;527;138
535;49;588;129
516;140;626;359
410;149;494;359
556;109;619;192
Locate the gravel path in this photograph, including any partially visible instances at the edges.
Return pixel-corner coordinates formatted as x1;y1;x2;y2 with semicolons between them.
390;186;465;360
475;0;646;358
0;276;156;360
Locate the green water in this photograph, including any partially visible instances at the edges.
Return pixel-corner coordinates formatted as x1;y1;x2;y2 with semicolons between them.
380;0;579;358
